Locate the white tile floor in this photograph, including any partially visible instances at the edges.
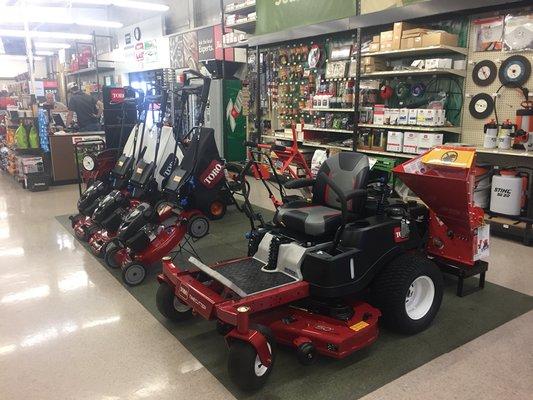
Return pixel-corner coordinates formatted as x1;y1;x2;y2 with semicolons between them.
0;176;531;399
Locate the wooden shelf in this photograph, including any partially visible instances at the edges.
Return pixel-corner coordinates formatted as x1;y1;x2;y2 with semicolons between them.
358;123;462;134
304;127;353;134
364;45;468;58
361;68;466;79
303;108;354;113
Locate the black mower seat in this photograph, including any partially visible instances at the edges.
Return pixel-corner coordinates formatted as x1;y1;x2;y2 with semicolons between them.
275;203;343;236
274;152;369;237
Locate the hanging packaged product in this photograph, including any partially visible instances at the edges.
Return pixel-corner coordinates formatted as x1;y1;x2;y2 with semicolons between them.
473;16;504;51
29;125;40;149
503;13;533;51
15;123;29;149
483;119;499;149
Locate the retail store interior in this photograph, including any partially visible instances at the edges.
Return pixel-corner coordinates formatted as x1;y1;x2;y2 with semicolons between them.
0;1;532;399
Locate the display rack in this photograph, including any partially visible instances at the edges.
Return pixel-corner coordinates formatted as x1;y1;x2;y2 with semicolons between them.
224;1;256;34
64;32;114;99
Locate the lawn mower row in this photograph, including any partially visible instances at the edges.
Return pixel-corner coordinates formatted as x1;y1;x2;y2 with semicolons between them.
70;73;489;393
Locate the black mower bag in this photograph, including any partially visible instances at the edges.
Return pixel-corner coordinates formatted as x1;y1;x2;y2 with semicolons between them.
77;181;109;216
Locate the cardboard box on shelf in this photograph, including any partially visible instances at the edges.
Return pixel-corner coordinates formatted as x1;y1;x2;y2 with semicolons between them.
403;131;419;153
380;41;393;51
389;108;400;125
398;108;409;125
422;31;458;47
386;131;403;152
373;104;386;125
417;133;444;153
373;35;380;43
408;109;418;125
362;56;388;67
400;28;428;49
402;28;429;37
369;42;381;52
393;22;415;50
380;30;393;42
437;109;446;126
425;58;453;69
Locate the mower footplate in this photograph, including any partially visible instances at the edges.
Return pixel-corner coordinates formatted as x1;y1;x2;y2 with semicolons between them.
190;257;297;297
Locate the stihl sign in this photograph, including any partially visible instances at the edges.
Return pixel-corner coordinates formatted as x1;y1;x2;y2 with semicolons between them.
200;160;224;189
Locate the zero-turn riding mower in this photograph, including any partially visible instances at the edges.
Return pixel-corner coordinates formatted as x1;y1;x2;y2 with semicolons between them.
155;146;489;391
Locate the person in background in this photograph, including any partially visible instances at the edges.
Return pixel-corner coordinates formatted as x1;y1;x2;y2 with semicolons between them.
66;83;102;132
44;92;67;111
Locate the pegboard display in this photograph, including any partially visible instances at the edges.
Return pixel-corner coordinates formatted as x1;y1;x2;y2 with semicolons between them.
461;12;533;146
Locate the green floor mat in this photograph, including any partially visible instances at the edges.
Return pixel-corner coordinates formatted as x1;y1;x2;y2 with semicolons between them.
57;210;533;400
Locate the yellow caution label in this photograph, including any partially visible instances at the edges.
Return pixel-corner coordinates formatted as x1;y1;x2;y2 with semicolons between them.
173;175;181;182
350;321;369;331
421;147;475;168
118;160;124;166
136;167;143;174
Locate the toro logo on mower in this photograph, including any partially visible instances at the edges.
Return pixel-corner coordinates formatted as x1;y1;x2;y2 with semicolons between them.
200;161;224;188
393;226;408;243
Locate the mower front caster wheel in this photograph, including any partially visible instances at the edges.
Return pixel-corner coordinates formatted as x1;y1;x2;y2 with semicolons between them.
104;243;121;269
296;342;317;366
228;325;276;391
121;262;146;286
156;282;192;321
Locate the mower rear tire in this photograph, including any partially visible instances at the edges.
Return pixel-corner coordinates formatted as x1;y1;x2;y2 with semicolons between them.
104;243;120;269
121;262;146;286
228;324;276;391
371;252;443;335
156;282;192;321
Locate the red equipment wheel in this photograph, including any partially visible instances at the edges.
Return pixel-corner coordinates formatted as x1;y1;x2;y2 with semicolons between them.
227;325;276;391
156;282;193;321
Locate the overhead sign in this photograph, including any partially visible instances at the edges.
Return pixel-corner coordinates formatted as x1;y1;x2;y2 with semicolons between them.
255;0;356;35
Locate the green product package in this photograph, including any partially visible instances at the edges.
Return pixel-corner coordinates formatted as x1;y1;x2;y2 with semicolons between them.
15;123;29;149
29;125;39;149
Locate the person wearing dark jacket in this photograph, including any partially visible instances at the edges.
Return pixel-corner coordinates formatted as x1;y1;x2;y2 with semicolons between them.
66;84;102;132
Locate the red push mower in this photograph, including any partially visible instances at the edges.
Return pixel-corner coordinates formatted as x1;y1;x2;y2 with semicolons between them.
103;127;244;286
156;146;489;391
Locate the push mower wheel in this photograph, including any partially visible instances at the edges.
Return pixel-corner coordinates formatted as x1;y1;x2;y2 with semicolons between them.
121;262;146;287
156;282;192;321
371;252;443;335
104;242;121;269
207;200;226;220
296;342;317;366
228;324;276;391
187;215;209;239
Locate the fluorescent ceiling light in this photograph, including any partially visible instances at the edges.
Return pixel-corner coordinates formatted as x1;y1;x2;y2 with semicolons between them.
35;50;54;56
26;0;169;12
0;6;123;28
0;29;92;41
34;42;71;49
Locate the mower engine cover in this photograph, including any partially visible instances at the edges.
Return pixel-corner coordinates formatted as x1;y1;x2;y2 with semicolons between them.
111;153;134;180
77;180;109;215
92;190;127;224
117;202;154;245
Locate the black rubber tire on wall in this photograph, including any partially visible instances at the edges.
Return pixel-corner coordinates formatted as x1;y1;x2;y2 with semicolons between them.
370;252;443;335
227;324;276;391
156;282;193;322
